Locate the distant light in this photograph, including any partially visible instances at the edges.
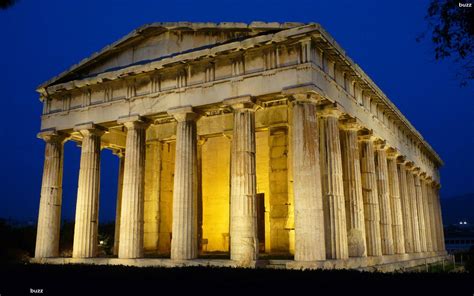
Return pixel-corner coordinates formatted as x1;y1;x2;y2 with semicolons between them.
460;221;463;225
464;221;468;225
99;240;104;245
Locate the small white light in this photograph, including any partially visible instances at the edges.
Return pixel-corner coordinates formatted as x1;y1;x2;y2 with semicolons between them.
99;240;104;245
460;221;463;225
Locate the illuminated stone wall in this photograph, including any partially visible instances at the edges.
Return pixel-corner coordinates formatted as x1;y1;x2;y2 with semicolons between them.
201;136;231;252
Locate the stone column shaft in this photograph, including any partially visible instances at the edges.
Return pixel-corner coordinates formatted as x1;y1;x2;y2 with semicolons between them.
398;162;414;253
406;170;421;252
434;186;445;251
374;146;394;255
73;125;105;258
421;178;433;252
414;173;427;252
319;108;348;259
35;132;65;258
169;107;198;260
118;117;148;259
113;151;125;256
424;180;436;252
387;154;405;254
292;99;325;261
427;183;440;251
226;96;258;265
340;124;366;257
359;137;382;257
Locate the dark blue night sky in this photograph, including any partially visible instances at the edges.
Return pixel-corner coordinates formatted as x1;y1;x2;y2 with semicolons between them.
0;0;472;223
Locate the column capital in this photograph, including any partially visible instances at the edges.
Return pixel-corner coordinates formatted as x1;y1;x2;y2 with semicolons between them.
412;167;422;175
223;95;256;111
117;115;150;130
405;161;415;171
420;171;428;180
37;130;67;144
386;147;400;159
74;123;108;137
339;117;363;131
357;129;377;142
373;139;388;150
317;102;343;118
282;83;324;103
167;105;200;122
397;154;409;166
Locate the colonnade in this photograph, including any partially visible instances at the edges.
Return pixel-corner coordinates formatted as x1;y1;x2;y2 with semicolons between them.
34;95;445;264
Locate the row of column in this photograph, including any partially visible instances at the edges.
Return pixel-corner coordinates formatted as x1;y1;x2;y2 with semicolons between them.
34;94;445;264
291;95;445;261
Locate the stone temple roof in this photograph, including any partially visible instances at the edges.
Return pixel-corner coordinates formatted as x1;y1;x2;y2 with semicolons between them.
38;22;306;89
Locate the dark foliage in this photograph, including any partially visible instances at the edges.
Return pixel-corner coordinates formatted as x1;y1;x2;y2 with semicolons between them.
464;246;474;272
0;0;16;9
419;0;474;85
0;218;36;264
0;264;473;296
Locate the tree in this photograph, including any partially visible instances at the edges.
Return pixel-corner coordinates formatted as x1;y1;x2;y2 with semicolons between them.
419;0;474;86
0;0;16;9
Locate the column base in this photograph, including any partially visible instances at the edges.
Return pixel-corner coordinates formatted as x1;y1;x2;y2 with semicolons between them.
30;251;448;272
286;251;449;271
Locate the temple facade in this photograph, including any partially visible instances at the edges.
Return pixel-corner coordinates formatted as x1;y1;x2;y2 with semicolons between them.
33;22;446;270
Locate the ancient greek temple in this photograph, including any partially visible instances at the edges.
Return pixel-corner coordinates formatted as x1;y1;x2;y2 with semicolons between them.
33;22;447;270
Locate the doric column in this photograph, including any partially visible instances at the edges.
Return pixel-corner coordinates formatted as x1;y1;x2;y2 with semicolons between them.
35;131;66;258
225;96;258;265
374;141;394;255
169;106;199;260
359;132;382;257
397;159;414;253
429;183;439;251
426;180;440;251
72;124;106;258
386;149;405;254
318;104;348;259
340;119;366;257
117;116;149;259
291;95;325;261
413;169;427;252
406;165;421;252
433;184;445;251
421;175;433;252
113;150;125;256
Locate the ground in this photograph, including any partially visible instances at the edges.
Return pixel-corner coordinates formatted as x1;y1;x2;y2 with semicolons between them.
0;263;472;296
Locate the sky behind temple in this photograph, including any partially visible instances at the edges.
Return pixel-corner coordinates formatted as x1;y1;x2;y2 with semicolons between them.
0;0;472;222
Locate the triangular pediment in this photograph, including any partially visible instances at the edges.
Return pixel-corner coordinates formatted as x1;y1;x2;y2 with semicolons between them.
39;22;303;89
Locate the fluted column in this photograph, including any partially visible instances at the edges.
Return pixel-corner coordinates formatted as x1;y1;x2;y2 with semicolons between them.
72;124;106;258
113;150;125;256
386;150;405;254
291;95;325;261
359;133;382;257
421;176;433;252
434;184;445;251
225;96;258;265
397;160;414;253
374;142;394;255
169;106;199;260
318;105;348;260
340;120;366;257
117;116;149;259
406;166;421;252
427;182;439;251
413;170;427;252
35;131;66;258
